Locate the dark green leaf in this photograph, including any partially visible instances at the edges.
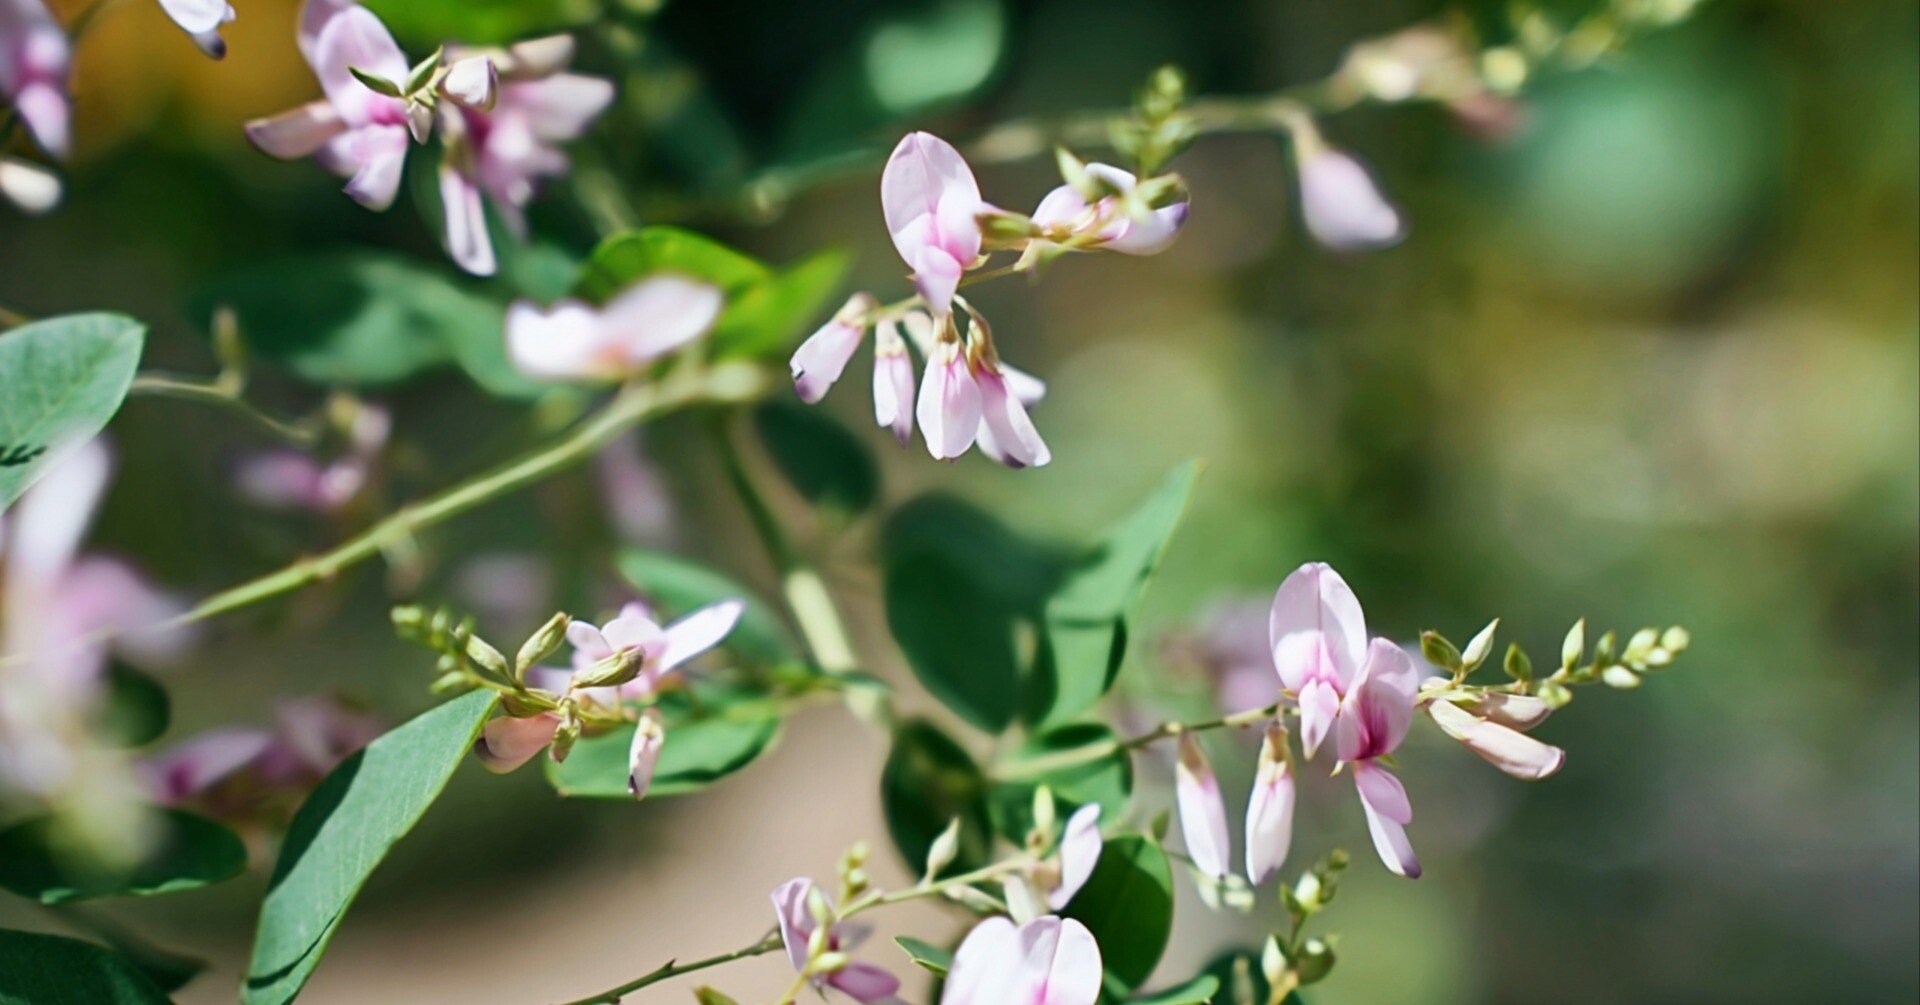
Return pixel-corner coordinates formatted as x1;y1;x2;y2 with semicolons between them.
988;722;1131;844
1060;834;1174;995
362;0;592;46
543;691;782;799
93;663;170;749
893;935;953;976
1033;462;1201;726
0;312;144;510
0;810;245;904
1130;974;1221;1005
754;401;879;518
880;721;991;878
243;690;497;1005
616;548;795;663
0;929;170;1004
882;497;1065;733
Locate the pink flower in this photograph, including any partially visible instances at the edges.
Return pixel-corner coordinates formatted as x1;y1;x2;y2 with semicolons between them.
1244;724;1296;884
437;36;614;275
882;132;984;316
973;359;1050;469
473;598;743;784
871;318;917;447
156;0;236;59
791;293;876;403
245;2;420;211
916;336;981;460
505;275;723;382
1175;732;1231;879
140;696;381;812
0;0;71;159
1048;802;1104;910
1422;689;1564;781
942;915;1103;1005
1295;144;1405;253
771;877;901;1003
235;403;389;514
1335;638;1422;879
1031;163;1189;255
139;728;275;804
1159;598;1274;716
1268;562;1369;758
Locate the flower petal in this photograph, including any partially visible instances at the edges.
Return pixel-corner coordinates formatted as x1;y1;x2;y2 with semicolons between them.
1269;562;1368;689
1298;147;1405;253
1175;733;1231;879
598;274;725;363
916;344;981;460
769;876;815;972
1426;698;1565;780
658;599;744;672
1244;726;1296;884
829;962;902;1003
1353;761;1420;878
873;322;917;446
439;158;496;276
627;708;665;799
943;917;1022;1005
245;101;345;159
975;367;1051;469
1050;802;1104;910
473;713;559;774
313;6;408;127
882;131;981;265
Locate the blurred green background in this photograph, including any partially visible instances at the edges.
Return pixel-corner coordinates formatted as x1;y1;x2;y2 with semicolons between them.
2;0;1915;1002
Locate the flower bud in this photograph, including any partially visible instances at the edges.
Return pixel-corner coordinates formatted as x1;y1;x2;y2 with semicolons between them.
1031;784;1058;838
693;987;740;1005
1461;618;1499;671
1660;626;1691;653
924;817;962;880
465;634;511;680
570;647;644;689
1561;618;1586;671
807;951;850;977
549;708;582;763
0;157;61;215
442;56;499;111
1623;627;1660;664
516;612;571;677
1420;630;1462;672
1260;935;1286;988
1601;665;1642;689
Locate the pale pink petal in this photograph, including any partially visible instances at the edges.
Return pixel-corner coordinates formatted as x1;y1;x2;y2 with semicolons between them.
473;712;559;773
140;728;273;803
313;6;408;127
1467;692;1554;731
502;35;575;79
943;917;1022;1005
658;599;743;673
998;361;1047;407
1335;639;1418;762
791;299;872;404
296;0;355;65
912;245;965;317
1426;699;1565;780
12;82;68;160
1049;803;1103;910
881;131;981;264
829;962;902;1003
439;159;496;276
873;323;916;446
1013;916;1103;1005
626;708;665;799
565;619;613;663
598;275;724;362
58;557;191;666
245;101;346;159
1269;562;1368;689
6;437;110;583
769;876;816;972
156;0;229;34
508;74;615;142
916;344;981;460
442;56;499;111
1030;183;1089;229
1244;727;1296;884
975;367;1050;469
1295;675;1341;760
1106;200;1188;256
1353;761;1420;878
506;298;620;382
1298;147;1405;252
1175;733;1231;879
339;125;410;210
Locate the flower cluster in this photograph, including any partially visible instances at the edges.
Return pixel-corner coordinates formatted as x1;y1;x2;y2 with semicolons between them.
140;695;382;830
788;131;1192;467
245;0;612;276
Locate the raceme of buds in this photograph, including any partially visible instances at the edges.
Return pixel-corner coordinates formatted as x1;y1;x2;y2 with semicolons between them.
0;0;72;159
941;915;1102;1005
771;878;901;1004
1288;118;1406;253
506;275;724;382
1175;732;1231;880
156;0;236;60
882;131;984;317
1245;725;1297;884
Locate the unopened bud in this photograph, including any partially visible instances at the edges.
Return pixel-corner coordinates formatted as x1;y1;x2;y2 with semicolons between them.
1561;619;1586;671
693;987;741;1005
570;647;644;689
805;887;833;930
1660;626;1691;653
516;613;571;677
1260;935;1286;988
941;884;1001;912
1601;665;1642;689
442;56;499;111
924;817;962;879
1538;681;1573;709
1293;871;1323;912
1504;642;1534;683
549;710;582;763
808;951;850;977
466;634;511;680
1461;618;1499;671
1623;628;1660;664
1421;631;1463;671
0;157;61;215
1032;785;1057;838
978;208;1040;244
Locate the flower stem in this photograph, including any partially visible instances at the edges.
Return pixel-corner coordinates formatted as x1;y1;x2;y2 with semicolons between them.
127;372;323;446
549;929;785;1005
989;702;1286;781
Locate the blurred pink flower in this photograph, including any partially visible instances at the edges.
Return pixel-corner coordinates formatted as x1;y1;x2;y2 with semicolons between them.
771;877;901;1003
1031;162;1189;255
505;275;723;382
0;0;70;159
973;359;1050;469
156;0;235;59
1159;598;1274;715
140;696;381;823
942;915;1102;1005
1295;143;1405;253
245;1;421;210
235;404;389;514
882;131;984;316
1175;732;1231;879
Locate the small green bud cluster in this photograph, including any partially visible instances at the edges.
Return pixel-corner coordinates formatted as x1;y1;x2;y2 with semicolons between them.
1255;850;1350;1002
1421;616;1692;710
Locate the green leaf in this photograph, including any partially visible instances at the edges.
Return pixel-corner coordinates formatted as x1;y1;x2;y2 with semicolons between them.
362;0;592;45
0;312;144;511
243;690;497;1005
193;252;545;399
93;663;170;749
1060;834;1174;995
616;548;796;664
0;929;171;1004
753;401;879;518
988;722;1131;844
573;228;846;360
883;497;1065;733
0;810;246;904
1129;974;1221;1005
543;691;782;799
1033;462;1201;727
880;721;991;878
892;935;953;976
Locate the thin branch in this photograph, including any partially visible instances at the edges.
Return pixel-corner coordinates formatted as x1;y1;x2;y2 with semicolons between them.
127;373;323;447
550;930;785;1005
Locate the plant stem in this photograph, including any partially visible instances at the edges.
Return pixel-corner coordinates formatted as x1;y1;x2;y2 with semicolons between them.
550;930;784;1005
127;373;322;446
989;702;1287;781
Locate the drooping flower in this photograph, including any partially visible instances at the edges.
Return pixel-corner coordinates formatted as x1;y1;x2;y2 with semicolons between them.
882;131;984;316
871;317;917;446
1244;724;1297;884
972;353;1050;469
0;0;71;159
1335;638;1422;879
916;335;982;461
155;0;236;59
791;293;876;403
1268;562;1370;758
1031;162;1189;256
1422;688;1564;780
245;1;422;211
471;599;743;791
941;915;1103;1005
505;275;723;383
1175;732;1231;879
771;877;901;1003
436;35;614;275
235;403;389;514
1293;130;1405;252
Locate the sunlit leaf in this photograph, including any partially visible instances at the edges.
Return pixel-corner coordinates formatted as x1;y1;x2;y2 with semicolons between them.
362;0;594;46
0;312;143;511
0;810;245;904
0;928;171;1004
544;690;783;799
243;691;497;1005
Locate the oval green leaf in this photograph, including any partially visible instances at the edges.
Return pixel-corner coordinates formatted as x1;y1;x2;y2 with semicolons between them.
988;722;1132;844
0;312;144;511
753;401;879;518
544;697;783;800
892;935;953;976
880;720;992;878
243;690;497;1005
0;928;171;1004
0;809;245;904
1060;833;1174;995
